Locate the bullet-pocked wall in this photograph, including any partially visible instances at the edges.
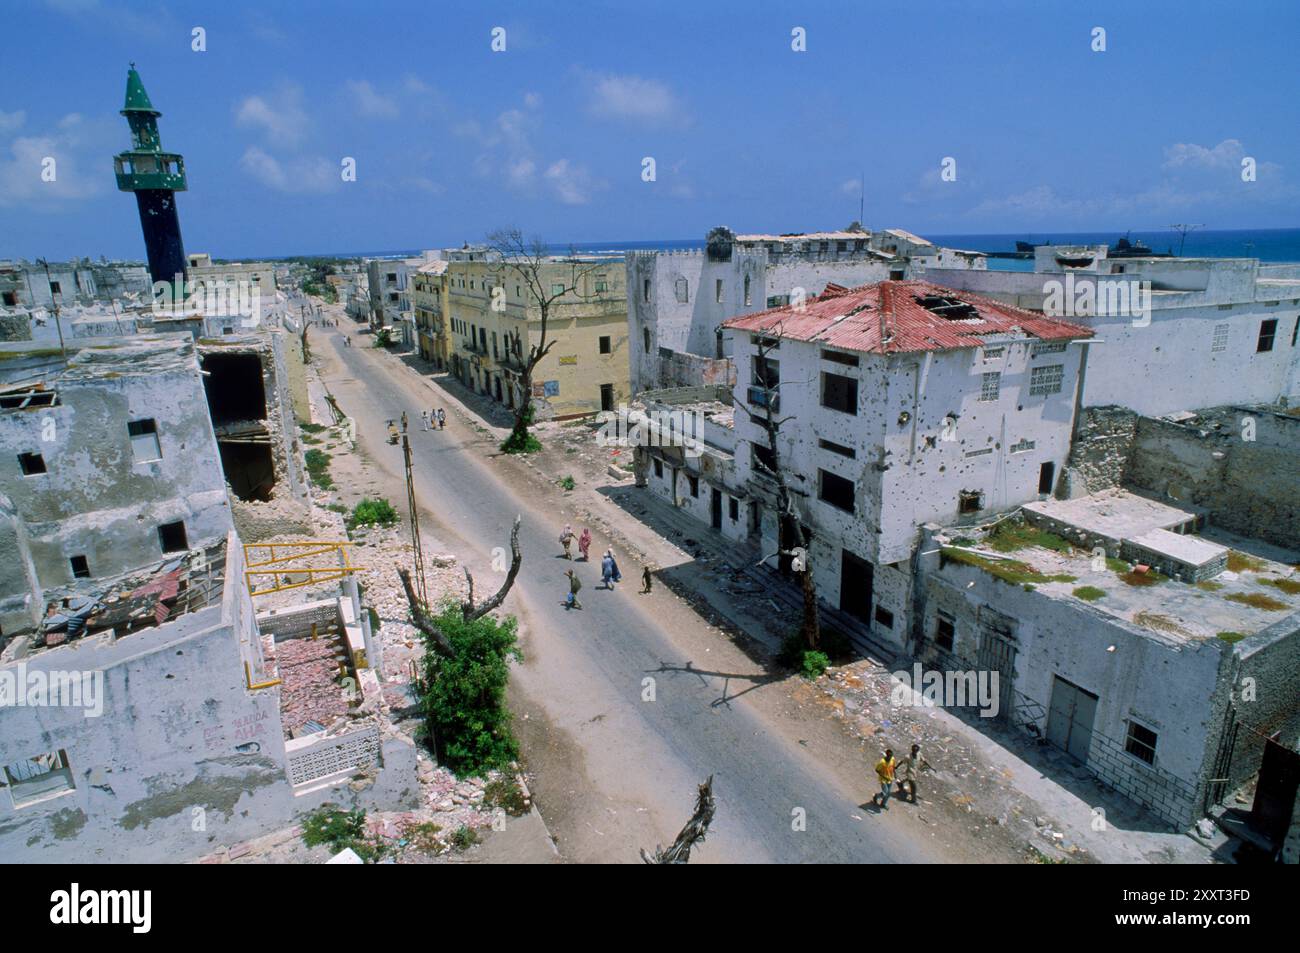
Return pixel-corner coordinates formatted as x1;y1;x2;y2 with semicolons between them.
0;335;232;633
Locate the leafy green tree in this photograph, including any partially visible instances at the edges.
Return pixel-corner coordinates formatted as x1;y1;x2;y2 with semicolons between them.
415;602;522;775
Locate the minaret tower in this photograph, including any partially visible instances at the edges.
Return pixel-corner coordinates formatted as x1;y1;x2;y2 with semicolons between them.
113;64;188;291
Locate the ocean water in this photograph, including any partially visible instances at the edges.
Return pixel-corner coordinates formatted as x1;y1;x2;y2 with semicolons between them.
559;228;1300;268
278;228;1300;266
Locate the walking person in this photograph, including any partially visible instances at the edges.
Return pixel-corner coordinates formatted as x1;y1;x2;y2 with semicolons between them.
577;527;592;562
436;407;446;430
873;748;897;810
421;410;430;431
601;549;616;589
559;524;574;560
641;564;653;594
897;743;924;803
564;569;583;610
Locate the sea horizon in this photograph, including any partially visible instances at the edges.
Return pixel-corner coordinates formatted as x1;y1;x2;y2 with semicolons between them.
238;226;1300;267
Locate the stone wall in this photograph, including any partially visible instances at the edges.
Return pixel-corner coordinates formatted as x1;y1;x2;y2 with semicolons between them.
1063;405;1138;497
1125;407;1300;549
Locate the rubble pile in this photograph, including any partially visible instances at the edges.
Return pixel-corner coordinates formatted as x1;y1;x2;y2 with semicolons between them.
274;634;351;737
817;660;1091;860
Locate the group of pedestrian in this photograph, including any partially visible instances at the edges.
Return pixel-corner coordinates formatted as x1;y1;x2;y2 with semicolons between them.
873;743;925;810
421;407;446;431
561;524;649;610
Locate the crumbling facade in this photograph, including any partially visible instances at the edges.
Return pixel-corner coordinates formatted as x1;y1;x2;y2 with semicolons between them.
196;335;311;540
0;334;233;635
716;280;1091;650
625;226;989;395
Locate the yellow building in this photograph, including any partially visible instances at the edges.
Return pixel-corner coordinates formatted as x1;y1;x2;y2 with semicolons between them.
445;255;629;419
410;261;449;367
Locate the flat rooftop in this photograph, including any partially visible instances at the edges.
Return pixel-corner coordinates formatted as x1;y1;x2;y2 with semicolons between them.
938;520;1299;643
1022;489;1202;542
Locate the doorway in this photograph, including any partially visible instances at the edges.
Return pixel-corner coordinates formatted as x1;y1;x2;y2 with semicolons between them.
1046;676;1098;762
710;487;722;530
839;549;873;623
1038;461;1056;495
600;383;615;412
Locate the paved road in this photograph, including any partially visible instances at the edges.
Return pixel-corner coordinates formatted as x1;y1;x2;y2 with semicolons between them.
319;323;943;863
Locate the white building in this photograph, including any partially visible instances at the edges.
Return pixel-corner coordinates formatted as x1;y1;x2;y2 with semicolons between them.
922;246;1300;416
625;227;927;395
715;280;1092;649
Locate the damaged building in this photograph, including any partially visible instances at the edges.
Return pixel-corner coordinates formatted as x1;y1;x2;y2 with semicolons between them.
712;280;1092;652
0;531;417;861
624;225;989;395
197;334;311;540
0;334;233;635
912;491;1300;837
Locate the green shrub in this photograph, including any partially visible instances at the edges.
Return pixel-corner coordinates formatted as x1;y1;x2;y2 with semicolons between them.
449;825;479;850
500;431;542;454
417;602;523;776
483;777;529;816
800;650;830;679
1073;586;1106;601
349;497;399;529
1217;631;1247;644
300;806;385;862
304;448;333;489
559;475;576;491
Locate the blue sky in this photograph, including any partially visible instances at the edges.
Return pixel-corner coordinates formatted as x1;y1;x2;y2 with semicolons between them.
2;0;1298;260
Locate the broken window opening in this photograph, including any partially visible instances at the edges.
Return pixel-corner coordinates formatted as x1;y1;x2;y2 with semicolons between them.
69;555;90;579
128;417;162;463
158;520;189;554
4;750;74;808
202;352;267;426
18;452;47;475
958;490;983;515
218;440;276;502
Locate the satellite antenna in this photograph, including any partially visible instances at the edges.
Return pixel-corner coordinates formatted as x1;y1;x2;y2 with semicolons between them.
1165;224;1204;257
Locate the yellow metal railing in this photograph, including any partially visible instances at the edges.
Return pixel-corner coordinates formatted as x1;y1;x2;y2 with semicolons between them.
242;540;364;597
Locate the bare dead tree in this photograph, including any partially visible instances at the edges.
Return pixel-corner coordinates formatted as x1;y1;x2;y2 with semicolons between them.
460;516;522;622
732;326;821;649
399;516;522;639
640;776;716;864
485;228;606;452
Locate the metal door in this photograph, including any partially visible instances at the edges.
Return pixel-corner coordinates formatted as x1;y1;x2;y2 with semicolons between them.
1046;676;1098;762
976;627;1017;720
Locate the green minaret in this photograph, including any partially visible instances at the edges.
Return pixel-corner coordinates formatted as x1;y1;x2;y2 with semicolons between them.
114;64;188;291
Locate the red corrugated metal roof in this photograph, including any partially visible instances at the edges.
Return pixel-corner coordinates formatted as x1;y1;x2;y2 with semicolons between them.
722;279;1093;354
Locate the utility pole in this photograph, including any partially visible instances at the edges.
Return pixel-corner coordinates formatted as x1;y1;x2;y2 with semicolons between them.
36;259;67;361
1166;223;1204;257
401;419;428;607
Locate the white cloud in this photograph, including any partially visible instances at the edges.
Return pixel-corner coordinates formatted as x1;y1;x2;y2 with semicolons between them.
580;71;686;126
1163;138;1246;172
0;112;114;208
544;159;602;205
346;79;400;120
239;146;336;194
234;85;309;147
